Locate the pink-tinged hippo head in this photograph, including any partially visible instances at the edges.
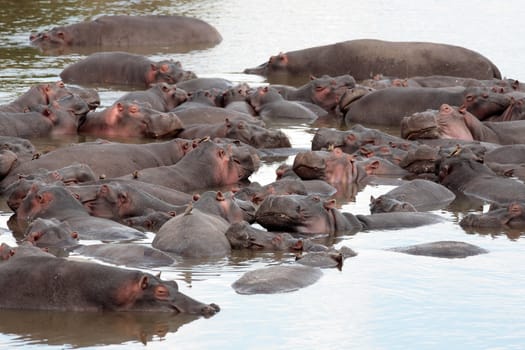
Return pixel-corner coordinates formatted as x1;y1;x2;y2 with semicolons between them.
78;101;184;138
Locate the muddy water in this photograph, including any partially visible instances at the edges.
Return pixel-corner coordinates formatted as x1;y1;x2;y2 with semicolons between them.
1;1;525;349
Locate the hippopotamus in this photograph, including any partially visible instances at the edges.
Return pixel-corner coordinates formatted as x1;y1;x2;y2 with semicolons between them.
344;86;469;126
0;101;81;138
401;104;525;145
78;100;184;138
437;155;525;204
16;183;147;241
75;244;176;268
255;194;363;235
116;83;188;112
248;86;319;122
311;125;414;155
60;52;196;89
30;15;222;54
119;140;254;193
295;246;357;269
354;212;446;230
222;84;256;116
370;179;456;213
292;148;408;188
225;221;306;251
152;207;231;258
125;211;176;233
5;163;98;211
387;241;488;258
173;106;263;127
276;74;356;111
0;81;71;113
244;39;501;85
483;145;525;180
171;89;219;112
24;218;79;249
177;118;291;149
193;191;244;224
232;264;323;294
0;138;195;191
81;182;186;223
0;252;219;316
460;201;525;230
176;78;234;94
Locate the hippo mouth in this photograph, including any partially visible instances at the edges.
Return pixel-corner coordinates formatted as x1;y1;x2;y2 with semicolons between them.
403;126;441;140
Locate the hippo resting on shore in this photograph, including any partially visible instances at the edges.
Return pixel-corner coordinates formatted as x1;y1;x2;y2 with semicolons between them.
0;247;219;317
30;15;222;54
401;104;525;145
244;39;501;85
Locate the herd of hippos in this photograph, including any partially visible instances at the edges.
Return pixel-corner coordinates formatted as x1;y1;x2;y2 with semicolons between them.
0;14;524;317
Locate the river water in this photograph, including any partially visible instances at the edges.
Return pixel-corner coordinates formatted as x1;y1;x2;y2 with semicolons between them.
1;1;525;349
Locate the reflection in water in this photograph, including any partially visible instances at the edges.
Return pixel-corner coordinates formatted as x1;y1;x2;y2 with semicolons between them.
0;309;198;347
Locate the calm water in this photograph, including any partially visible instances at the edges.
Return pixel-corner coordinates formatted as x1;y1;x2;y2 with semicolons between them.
1;1;525;349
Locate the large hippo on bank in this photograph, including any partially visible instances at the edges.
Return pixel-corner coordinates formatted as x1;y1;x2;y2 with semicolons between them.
30;15;222;54
244;39;501;85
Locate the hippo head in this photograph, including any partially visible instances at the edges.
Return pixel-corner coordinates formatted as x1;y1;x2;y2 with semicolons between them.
460;201;525;230
25;218;79;248
293;148;358;185
400;110;441;140
29;27;72;51
106;270;220;317
255;194;341;234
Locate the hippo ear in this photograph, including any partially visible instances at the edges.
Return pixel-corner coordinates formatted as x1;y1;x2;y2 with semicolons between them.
224;118;232;128
150;63;158;72
309;75;317;80
160;64;170;73
139;275;149;290
117;192;129;206
216;191;225;201
364;160;380;175
323;199;336;210
42;108;57;122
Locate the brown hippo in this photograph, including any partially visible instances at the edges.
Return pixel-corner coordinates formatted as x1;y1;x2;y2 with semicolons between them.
16;183;147;241
0;138;194;191
401;104;525;145
30;15;222;54
119;140;254;193
116;83;188;112
370;179;456;213
255;194;363;235
81;182;186;223
60;52;196;89
78;100;184;138
0;100;82;138
177;118;291;149
0;252;219;316
437;155;525;204
244;39;501;85
0;81;71;113
152;208;231;258
248;86;319;122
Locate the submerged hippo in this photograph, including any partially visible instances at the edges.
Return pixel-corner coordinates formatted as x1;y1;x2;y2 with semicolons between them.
232;264;323;294
60;52;196;89
30;15;222;54
388;241;488;258
460;201;525;230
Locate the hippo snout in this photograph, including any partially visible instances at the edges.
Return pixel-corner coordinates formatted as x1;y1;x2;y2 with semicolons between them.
201;303;221;318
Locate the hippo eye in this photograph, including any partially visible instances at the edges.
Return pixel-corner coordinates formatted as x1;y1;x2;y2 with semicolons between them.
465;95;474;102
129;106;139;113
